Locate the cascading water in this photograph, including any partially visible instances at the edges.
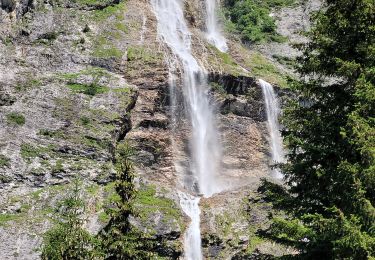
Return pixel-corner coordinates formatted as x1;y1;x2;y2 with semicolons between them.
151;0;223;259
259;79;284;179
178;192;202;260
205;0;228;52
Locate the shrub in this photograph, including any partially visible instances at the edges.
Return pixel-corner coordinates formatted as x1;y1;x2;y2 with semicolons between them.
0;155;10;168
6;112;25;126
41;179;102;259
223;0;294;43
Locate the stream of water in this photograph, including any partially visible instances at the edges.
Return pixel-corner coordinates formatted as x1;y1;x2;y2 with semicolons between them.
151;0;223;258
259;79;284;179
205;0;228;52
178;192;202;260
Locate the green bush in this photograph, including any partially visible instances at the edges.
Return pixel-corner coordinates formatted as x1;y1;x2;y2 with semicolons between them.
6;112;25;126
223;0;293;43
41;180;102;259
67;83;109;96
0;155;10;168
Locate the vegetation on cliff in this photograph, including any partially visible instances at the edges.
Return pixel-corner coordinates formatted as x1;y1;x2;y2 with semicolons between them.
99;142;156;259
264;0;375;258
223;0;295;43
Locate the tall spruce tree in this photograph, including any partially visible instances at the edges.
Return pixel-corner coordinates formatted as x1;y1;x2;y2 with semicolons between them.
100;142;155;259
270;0;375;259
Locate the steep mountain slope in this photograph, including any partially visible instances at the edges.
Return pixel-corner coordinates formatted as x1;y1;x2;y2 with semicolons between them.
0;0;316;259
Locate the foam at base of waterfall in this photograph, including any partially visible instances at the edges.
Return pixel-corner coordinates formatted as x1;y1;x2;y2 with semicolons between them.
259;79;285;180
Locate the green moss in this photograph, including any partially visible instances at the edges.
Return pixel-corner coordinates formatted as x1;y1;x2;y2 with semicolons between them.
91;2;126;21
53;97;76;122
59;67;113;83
52;159;64;174
38;129;65;139
80;116;91;126
31;189;44;200
135;185;184;229
115;22;129;33
67;83;110;96
6;112;25;126
92;35;123;58
272;54;296;68
93;45;123;59
245;51;289;88
127;46;162;63
210;82;227;95
87;184;100;195
0;155;10;168
215;212;236;237
0;213;20;226
15;79;41;92
207;44;245;77
0;174;11;183
82;136;111;150
98;211;110;223
20;143;56;161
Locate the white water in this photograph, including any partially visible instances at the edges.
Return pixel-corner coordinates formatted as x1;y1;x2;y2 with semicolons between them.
151;0;222;197
151;0;223;259
259;79;284;179
139;14;147;44
205;0;228;52
179;192;202;260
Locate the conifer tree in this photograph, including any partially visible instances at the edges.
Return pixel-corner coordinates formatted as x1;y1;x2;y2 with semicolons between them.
100;142;154;259
41;179;101;260
268;0;375;258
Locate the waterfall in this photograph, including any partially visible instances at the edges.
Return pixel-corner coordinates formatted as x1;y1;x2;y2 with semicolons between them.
151;0;223;259
205;0;228;52
179;192;202;260
259;79;284;179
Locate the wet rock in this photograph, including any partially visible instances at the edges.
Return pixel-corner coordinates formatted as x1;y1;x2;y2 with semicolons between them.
209;73;258;96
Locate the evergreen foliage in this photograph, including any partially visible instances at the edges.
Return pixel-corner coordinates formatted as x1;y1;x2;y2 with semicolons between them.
41;179;101;260
266;0;375;259
223;0;294;43
100;142;156;259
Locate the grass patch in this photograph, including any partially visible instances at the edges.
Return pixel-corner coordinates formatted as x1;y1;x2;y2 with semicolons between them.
59;67;113;82
91;2;126;21
98;211;110;223
38;129;65;139
67;83;110;96
92;36;123;58
6;112;25;126
20;143;55;161
15;79;41;92
245;51;289;88
135;185;183;228
52;159;64;174
127;46;163;63
0;213;20;226
0;155;10;168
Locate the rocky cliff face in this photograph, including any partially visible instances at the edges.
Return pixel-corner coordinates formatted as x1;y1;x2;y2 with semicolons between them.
0;0;315;259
